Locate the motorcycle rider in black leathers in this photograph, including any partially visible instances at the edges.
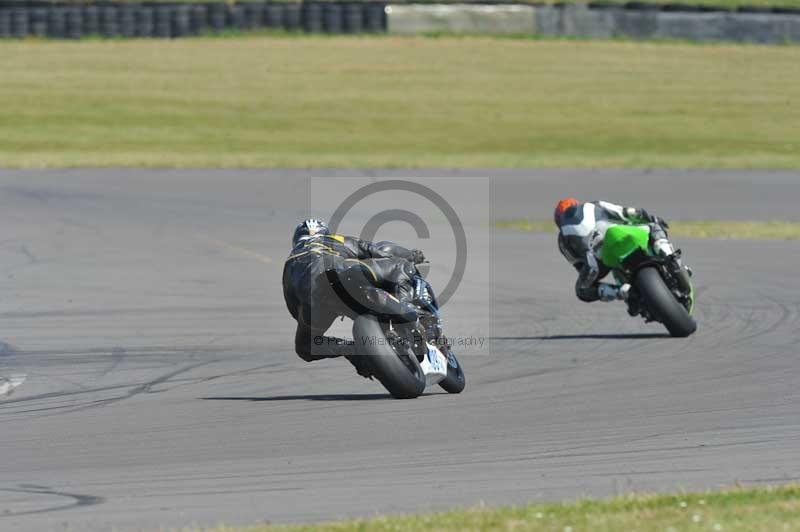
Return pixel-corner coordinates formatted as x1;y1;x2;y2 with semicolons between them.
553;198;680;305
282;219;427;377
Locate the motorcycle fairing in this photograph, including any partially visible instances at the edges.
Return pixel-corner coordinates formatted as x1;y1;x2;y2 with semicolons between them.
420;343;448;387
600;224;651;270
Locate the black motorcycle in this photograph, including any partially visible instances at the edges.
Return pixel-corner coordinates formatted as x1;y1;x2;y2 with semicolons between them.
330;259;466;399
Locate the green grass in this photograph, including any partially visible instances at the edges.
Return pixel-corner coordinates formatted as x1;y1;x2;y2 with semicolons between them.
1;36;799;168
199;485;800;531
495;219;800;239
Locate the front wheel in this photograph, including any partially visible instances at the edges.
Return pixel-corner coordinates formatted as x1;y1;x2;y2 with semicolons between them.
438;348;465;394
635;266;697;338
352;314;426;399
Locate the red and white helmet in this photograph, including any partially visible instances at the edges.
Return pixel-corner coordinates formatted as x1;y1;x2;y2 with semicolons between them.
553;197;580;227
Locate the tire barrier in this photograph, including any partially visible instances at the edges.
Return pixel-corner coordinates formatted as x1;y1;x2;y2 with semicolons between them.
66;7;82;38
119;5;137;38
343;3;364;32
136;6;154;37
47;5;67;38
207;3;227;31
323;2;343;32
364;3;385;32
283;3;302;30
83;5;99;35
11;8;28;38
1;2;798;43
173;5;192;37
154;5;172;37
0;10;10;38
227;4;246;30
0;2;386;39
264;3;283;28
243;2;264;29
100;5;118;37
302;2;323;32
30;7;47;37
190;4;208;33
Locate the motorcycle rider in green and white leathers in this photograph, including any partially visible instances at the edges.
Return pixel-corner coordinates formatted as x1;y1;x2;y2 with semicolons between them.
553;197;683;305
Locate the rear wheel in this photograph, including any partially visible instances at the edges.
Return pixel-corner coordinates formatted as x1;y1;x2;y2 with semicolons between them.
352;314;426;399
635;266;697;338
438;348;465;394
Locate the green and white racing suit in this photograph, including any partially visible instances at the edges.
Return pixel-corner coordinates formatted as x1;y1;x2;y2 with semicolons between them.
557;200;673;302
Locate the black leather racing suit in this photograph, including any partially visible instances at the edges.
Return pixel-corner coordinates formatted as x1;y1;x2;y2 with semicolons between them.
558;201;671;302
282;233;422;362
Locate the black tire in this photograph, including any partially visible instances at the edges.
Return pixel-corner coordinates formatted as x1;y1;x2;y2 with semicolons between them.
11;9;29;38
31;8;47;38
364;3;385;32
352;314;425;399
66;8;83;39
323;3;342;33
243;3;264;29
0;11;12;38
83;6;100;36
119;6;137;38
227;5;245;30
100;6;119;38
208;4;227;31
438;349;465;394
48;8;67;39
265;3;284;28
635;266;697;338
190;5;208;34
283;3;302;31
136;7;154;38
172;6;192;38
343;3;363;33
303;3;323;33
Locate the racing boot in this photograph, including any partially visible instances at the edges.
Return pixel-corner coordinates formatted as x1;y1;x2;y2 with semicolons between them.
345;354;373;379
314;336;372;379
598;283;628;302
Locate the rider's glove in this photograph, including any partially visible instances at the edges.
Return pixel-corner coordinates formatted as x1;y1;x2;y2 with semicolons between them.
410;249;427;264
629;207;649;222
651;215;670;229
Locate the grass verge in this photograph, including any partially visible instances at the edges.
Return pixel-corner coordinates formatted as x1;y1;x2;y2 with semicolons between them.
1;36;799;168
494;219;800;239
202;484;800;531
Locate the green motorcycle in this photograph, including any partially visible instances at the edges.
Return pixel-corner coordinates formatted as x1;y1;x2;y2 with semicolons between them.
600;224;697;338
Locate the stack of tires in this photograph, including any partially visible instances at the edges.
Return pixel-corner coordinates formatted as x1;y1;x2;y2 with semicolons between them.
0;2;387;39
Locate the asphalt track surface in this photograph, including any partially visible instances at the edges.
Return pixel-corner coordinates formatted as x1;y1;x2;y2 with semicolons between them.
0;169;799;531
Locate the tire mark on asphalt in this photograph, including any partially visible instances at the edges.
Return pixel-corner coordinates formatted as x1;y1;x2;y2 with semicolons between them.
99;347;126;378
18;245;37;266
0;361;216;420
0;305;267;320
0;485;104;518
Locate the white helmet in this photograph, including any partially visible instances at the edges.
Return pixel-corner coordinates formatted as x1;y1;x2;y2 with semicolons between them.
292;219;330;246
